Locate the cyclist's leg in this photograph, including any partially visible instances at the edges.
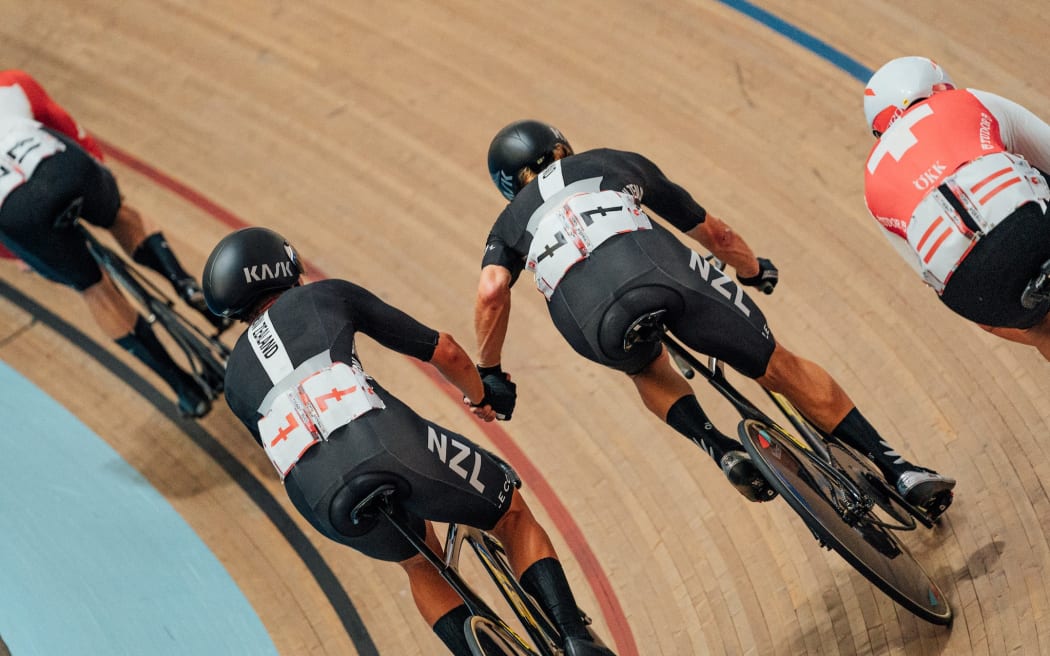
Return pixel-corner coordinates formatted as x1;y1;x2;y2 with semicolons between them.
980;316;1050;361
590;235;777;501
97;286;211;418
81;272;211;417
630;348;735;456
117;208;197;297
96;176;225;328
756;343;954;514
754;343;852;431
489;491;610;651
81;272;138;337
548;245;768;500
399;522;463;623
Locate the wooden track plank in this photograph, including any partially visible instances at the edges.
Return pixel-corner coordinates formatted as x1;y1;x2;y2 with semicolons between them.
2;1;1049;654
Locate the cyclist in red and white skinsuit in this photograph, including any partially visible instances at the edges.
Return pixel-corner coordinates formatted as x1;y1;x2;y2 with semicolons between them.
0;69;221;324
863;57;1050;360
0;70;222;416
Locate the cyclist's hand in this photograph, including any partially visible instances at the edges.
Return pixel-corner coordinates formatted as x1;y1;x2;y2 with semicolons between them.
737;257;778;294
467;401;497;422
471;365;517;420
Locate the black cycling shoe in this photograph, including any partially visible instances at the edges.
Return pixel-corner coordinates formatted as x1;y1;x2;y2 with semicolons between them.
565;636;617;656
720;450;778;502
176;278;233;332
896;468;955;521
176;380;212;419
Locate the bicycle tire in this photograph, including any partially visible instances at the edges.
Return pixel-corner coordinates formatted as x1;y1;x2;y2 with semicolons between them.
466;616;539;656
739;419;953;625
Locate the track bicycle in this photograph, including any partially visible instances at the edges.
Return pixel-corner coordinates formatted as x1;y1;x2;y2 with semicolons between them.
623;308;954;626
54;198;229;409
348;465;609;656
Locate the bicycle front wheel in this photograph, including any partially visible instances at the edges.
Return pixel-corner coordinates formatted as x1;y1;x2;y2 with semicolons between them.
739;419;953;625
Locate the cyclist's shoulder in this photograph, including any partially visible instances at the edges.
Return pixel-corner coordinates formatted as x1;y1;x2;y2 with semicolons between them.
579;147;646;163
306;277;377;301
571;148;655;180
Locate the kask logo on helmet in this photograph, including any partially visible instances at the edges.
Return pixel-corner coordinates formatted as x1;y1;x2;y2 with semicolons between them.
243;261;295;283
493;170;516;199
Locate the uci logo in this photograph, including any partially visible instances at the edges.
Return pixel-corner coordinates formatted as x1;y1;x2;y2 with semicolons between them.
242;261;295;283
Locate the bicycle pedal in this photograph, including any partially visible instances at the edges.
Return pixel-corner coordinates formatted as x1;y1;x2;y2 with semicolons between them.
921;490;954;524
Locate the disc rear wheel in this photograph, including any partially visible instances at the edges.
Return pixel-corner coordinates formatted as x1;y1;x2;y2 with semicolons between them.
739;419;952;625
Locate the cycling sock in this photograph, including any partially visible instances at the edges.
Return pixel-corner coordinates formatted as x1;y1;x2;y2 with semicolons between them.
431;604;473;656
519;557;590;642
831;407;911;480
132;232;193;286
666;395;739;462
115;315;189;394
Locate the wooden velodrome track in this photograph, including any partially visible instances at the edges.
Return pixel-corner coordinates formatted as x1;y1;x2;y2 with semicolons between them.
3;1;1050;654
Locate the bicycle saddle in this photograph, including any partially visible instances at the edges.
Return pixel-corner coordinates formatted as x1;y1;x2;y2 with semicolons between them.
330;472;411;537
52;197;84;229
623;309;668;351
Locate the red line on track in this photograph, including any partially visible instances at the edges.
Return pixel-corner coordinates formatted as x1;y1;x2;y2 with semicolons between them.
100;139;638;656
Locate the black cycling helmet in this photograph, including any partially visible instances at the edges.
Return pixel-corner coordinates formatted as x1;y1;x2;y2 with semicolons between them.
487;120;571;201
202;227;303;320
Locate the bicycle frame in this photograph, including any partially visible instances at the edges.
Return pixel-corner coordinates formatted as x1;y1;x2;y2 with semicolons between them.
446;523;562;654
71;220;229;392
358;485;560;655
659;332;839;468
659;331;932;530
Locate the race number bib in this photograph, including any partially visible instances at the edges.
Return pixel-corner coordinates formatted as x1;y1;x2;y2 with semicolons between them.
906;191;977;293
907;153;1050;293
258;361;385;478
0;120;65;205
526;190;652;299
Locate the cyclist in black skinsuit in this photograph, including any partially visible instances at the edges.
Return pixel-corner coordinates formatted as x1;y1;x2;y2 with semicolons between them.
202;227;616;656
473;120;955;518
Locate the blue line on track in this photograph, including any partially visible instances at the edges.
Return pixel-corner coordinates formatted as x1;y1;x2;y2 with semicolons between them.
715;0;873;82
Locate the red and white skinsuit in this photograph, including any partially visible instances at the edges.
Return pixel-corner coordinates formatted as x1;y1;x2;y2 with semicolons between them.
0;70;104;259
864;88;1050;292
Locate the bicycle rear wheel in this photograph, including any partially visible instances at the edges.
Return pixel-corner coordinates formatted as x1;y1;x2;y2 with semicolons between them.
466;616;539;656
739;419;952;625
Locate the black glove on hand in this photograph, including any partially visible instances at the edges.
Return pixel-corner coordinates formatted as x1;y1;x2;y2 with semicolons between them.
737;257;779;294
475;364;517;420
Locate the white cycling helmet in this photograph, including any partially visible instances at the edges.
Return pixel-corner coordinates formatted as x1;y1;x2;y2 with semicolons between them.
864;56;955;136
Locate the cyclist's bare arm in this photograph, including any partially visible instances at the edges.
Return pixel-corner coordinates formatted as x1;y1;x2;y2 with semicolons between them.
475;264;513;368
685;213;760;278
430;331;496;421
